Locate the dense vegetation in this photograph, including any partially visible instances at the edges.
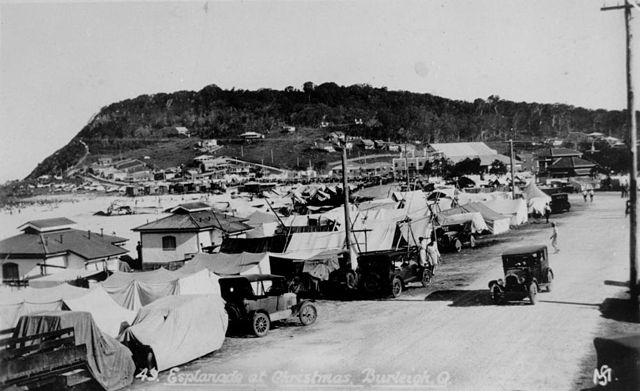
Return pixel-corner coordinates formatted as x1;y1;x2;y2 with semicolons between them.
28;82;633;179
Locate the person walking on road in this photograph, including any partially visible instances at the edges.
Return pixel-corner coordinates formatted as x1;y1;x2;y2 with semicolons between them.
582;189;588;202
550;222;559;253
544;203;551;224
589;189;594;203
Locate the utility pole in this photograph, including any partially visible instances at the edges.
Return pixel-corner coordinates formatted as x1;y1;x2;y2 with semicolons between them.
509;139;516;199
602;0;639;312
341;143;352;268
404;143;410;190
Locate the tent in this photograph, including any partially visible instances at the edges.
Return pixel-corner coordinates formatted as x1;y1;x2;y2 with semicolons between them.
244;210;280;238
522;181;552;215
183;252;271;276
101;268;219;311
436;212;488;233
28;268;105;289
484;198;529;226
63;286;136;338
270;249;342;281
0;284;88;330
120;295;227;372
285;231;346;258
14;311;136;391
460;202;511;235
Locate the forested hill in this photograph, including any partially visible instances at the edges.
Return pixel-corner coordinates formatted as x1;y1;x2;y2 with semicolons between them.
28;82;629;179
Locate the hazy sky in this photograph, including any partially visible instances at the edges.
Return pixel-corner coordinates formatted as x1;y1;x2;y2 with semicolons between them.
0;0;637;182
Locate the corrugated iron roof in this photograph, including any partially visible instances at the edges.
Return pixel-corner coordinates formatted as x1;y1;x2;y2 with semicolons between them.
133;210;252;233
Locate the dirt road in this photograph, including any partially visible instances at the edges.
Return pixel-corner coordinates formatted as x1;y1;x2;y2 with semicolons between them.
131;192;639;391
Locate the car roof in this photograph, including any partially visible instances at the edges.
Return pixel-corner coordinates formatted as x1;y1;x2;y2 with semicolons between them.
502;245;547;256
218;274;285;282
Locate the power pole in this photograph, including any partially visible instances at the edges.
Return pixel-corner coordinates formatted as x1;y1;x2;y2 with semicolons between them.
341;143;352;266
602;0;638;312
509;139;516;199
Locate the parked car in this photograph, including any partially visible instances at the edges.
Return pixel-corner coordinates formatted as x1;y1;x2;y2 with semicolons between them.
549;193;571;213
357;247;434;298
435;222;477;252
218;274;318;337
488;245;554;305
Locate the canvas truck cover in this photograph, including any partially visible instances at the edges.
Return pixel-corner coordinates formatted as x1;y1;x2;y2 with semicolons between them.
101;268;219;311
120;294;228;372
63;286;136;338
13;311;136;391
0;284;88;330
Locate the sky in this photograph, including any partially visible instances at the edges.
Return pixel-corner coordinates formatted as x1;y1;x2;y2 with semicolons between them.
0;0;637;183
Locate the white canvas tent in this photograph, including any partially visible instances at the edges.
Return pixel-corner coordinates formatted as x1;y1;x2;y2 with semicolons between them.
484;199;529;226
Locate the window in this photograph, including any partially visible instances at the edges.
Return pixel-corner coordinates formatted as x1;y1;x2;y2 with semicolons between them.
2;262;19;281
162;236;176;251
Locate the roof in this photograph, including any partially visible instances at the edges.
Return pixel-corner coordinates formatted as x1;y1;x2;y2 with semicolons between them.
538;148;582;158
17;217;76;233
169;202;212;213
549;156;596;169
502;244;547;256
245;210;280;225
132;210;253;234
218;274;285;282
430;142;497;158
0;229;128;260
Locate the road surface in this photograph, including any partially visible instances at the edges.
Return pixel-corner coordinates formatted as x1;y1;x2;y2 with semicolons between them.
130;192;639;391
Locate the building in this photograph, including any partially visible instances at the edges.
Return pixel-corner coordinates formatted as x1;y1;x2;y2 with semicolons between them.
361;139;375;150
429;142;518;171
537;148;595;177
0;218;128;283
175;126;191;137
392;156;430;176
132;202;254;265
240;131;265;140
331;161;393;178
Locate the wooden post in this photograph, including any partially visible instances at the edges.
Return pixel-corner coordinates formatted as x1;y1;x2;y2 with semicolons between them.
510;139;516;199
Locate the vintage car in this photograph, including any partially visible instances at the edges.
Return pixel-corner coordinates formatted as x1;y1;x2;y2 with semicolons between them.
488;245;554;305
218;274;318;337
549;193;571;213
357;247;434;298
435;223;476;252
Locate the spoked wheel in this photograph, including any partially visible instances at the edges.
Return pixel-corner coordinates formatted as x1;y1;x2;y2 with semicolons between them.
454;239;462;253
298;303;318;326
421;268;433;287
491;286;504;305
391;277;403;298
546;270;554;292
528;283;538;305
251;312;270;337
362;273;382;294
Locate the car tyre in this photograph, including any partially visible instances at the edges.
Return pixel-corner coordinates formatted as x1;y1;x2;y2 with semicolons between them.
391;277;403;298
362;273;382;294
491;286;504;305
298;303;318;326
528;283;538;305
454;239;462;253
251;312;270;337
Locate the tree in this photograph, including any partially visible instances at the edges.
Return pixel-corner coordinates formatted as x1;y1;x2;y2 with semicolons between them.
303;81;315;103
489;159;508;175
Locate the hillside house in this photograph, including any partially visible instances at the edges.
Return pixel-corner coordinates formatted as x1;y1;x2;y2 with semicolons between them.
240;131;265;140
361;139;375;150
132;202;253;265
537;148;595;177
0;218;128;283
175;127;191;137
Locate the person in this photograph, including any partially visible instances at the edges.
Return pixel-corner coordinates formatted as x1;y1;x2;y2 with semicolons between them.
589;189;594;203
544;202;551;224
582;189;588;202
626;200;631;217
426;239;441;269
550;222;559;253
418;237;428;267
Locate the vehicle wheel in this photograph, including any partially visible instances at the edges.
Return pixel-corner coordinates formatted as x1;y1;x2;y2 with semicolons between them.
546;270;554;292
454;239;462;253
225;303;242;323
421;269;432;287
491;287;504;305
345;270;358;291
528;283;538;305
391;277;403;298
298;303;317;326
469;235;476;248
362;273;382;294
251;312;270;337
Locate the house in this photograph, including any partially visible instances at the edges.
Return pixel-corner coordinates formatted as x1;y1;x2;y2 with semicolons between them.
361;139;375;150
240;131;265;140
97;157;113;166
113;159;147;173
0;218;128;282
132;203;254;265
282;125;296;133
429;142;519;171
175;127;191;137
536;148;594;176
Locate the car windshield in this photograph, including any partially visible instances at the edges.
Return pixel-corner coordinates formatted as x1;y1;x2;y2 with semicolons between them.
504;255;535;268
